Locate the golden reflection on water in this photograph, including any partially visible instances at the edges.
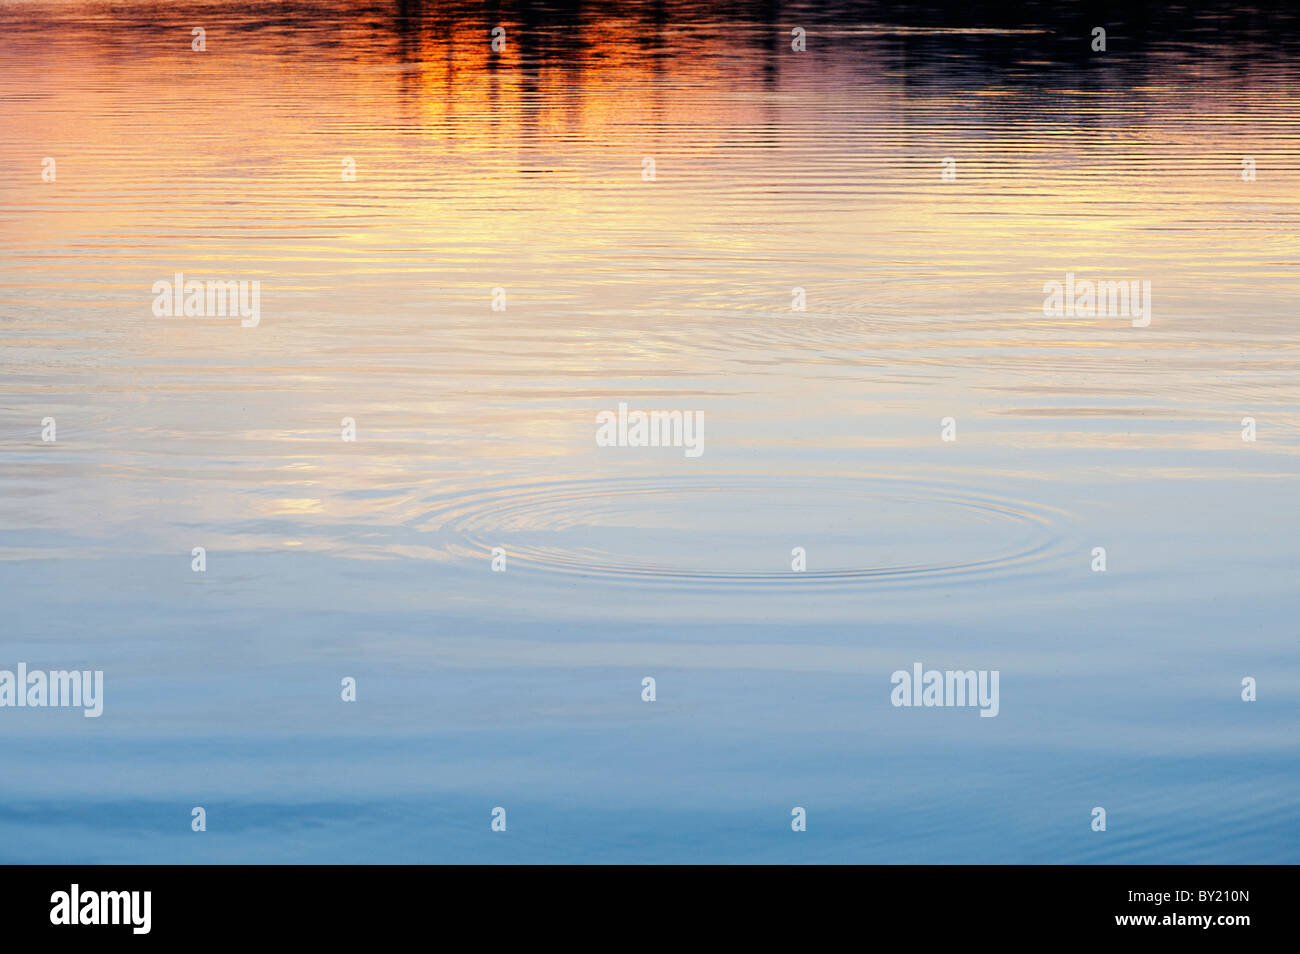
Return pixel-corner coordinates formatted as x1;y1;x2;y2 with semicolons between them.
1;0;1299;563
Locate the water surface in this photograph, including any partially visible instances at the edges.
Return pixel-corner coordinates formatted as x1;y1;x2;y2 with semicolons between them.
1;0;1298;862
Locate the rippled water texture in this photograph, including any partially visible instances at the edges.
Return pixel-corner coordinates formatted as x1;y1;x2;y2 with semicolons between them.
1;0;1298;862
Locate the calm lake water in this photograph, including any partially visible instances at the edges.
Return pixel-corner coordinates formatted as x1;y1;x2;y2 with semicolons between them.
1;0;1298;862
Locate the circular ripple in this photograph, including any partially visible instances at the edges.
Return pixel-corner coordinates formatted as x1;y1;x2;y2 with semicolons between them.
413;474;1069;588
